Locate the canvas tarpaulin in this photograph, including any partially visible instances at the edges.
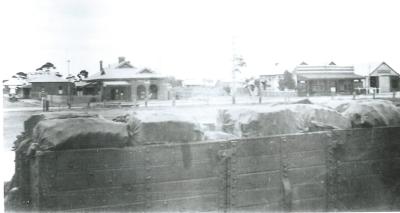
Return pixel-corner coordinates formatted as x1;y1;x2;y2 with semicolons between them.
217;104;351;138
336;99;400;128
115;112;205;144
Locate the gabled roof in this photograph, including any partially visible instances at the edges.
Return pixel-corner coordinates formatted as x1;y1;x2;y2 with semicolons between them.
87;67;167;80
29;74;70;83
369;62;400;76
87;57;167;81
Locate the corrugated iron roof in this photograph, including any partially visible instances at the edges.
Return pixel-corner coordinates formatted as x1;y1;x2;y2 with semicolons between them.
29;74;70;83
3;78;28;86
297;73;364;80
294;65;355;72
103;81;130;86
87;67;167;81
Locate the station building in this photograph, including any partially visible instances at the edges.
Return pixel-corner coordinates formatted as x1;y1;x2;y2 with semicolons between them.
293;62;364;96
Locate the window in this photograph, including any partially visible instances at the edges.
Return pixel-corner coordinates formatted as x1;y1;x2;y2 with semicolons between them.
58;86;63;95
137;85;146;100
370;76;379;88
310;80;325;93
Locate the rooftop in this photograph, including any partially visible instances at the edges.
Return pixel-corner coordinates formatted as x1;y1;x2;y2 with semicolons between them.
297;72;364;80
87;57;167;81
294;65;355;73
28;74;70;83
3;78;28;86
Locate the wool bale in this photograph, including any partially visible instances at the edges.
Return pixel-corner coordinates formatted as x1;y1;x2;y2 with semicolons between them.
217;104;351;138
336;100;400;128
122;112;204;144
24;112;100;137
32;117;130;150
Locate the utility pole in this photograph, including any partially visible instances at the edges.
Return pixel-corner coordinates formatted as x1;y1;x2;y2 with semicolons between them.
232;37;237;104
67;60;71;109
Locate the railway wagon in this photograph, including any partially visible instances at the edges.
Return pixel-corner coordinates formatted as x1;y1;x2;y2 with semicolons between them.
12;126;400;211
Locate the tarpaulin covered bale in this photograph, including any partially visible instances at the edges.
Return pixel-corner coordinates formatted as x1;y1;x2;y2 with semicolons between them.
336;100;400;128
217;104;351;138
32;117;130;150
119;112;204;144
15;112;105;153
24;112;100;137
8;112;135;211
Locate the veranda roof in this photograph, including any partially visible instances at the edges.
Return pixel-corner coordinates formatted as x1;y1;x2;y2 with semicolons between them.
103;81;130;86
297;73;364;80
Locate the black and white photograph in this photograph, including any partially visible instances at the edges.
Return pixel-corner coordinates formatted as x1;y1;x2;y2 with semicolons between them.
1;0;400;211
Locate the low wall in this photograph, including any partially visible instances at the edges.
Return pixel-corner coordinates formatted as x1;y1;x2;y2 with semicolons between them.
47;95;101;105
16;126;400;211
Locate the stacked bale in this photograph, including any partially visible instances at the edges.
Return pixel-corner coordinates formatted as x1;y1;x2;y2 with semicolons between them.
336;100;400;128
17;112;132;152
32;117;130;150
23;112;100;137
10;112;130;211
217;104;351;138
122;112;205;144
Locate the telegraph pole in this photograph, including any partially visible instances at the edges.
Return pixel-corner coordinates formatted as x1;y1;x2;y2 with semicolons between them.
67;59;71;109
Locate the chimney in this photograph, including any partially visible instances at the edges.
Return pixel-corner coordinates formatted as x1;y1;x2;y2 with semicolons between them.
118;57;125;63
100;60;105;75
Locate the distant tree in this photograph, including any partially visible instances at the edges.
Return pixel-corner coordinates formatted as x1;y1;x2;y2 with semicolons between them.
278;70;296;91
254;79;260;89
55;72;63;77
36;62;56;73
66;75;78;81
233;55;246;71
244;78;255;91
232;55;246;80
260;79;269;90
77;70;89;80
16;72;28;79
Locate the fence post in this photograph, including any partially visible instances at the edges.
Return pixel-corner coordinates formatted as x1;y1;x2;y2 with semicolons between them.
373;89;376;99
45;100;49;111
352;91;356;100
393;91;396;100
172;89;176;106
42;98;46;112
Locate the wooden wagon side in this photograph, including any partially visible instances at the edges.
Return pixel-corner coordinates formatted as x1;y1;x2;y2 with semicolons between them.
26;126;400;211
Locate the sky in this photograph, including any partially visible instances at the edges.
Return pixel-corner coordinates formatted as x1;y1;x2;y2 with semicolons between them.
1;0;400;81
